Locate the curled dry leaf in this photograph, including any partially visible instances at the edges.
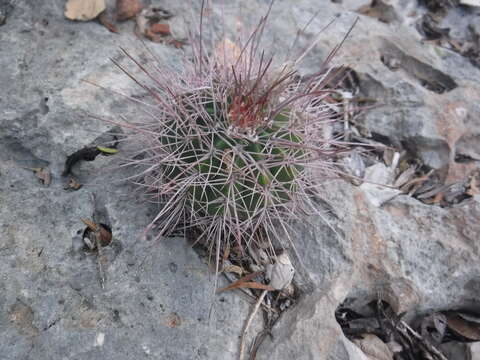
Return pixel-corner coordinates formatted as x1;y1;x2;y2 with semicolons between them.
35;168;51;186
149;23;170;36
222;264;244;276
394;165;416;188
421;313;447;345
65;176;82;191
21;167;51;186
446;313;480;341
116;0;143;21
65;0;106;21
81;218;113;248
265;252;295;290
467;171;480;196
216;271;275;293
165;312;181;328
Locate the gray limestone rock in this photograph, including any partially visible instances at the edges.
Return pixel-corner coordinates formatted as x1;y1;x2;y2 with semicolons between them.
1;1;480;360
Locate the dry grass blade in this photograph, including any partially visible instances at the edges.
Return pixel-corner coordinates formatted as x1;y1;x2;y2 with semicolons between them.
217;282;275;293
217;271;275;293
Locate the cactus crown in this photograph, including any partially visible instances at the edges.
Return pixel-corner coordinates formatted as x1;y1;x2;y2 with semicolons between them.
115;6;352;259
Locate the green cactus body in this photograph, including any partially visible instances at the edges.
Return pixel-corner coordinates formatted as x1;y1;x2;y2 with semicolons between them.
160;96;304;220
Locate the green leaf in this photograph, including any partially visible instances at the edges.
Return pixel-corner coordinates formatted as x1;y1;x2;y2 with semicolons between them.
96;146;118;155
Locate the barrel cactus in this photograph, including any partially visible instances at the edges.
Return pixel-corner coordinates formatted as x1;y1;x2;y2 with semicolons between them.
114;11;351;259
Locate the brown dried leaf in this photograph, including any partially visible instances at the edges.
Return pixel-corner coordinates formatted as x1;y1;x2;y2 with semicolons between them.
446;313;480;341
165;312;181;328
65;176;82;190
98;225;112;246
217;281;275;293
394;166;416;188
403;173;432;189
416;184;448;200
81;219;112;248
216;271;269;293
223;265;244;276
29;167;51;186
81;218;98;232
116;0;143;21
222;242;230;261
65;0;106;21
169;39;186;49
467;173;480;196
457;312;480;324
150;23;170;36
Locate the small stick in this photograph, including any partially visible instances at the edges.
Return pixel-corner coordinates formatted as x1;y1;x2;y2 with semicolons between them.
94;228;106;290
239;289;268;360
400;321;448;360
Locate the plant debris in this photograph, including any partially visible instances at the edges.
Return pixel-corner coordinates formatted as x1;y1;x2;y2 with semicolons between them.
81;218;113;249
80;194;114;291
116;0;143;21
98;11;119;33
336;299;480;360
135;5;185;47
63;145;118;177
21;167;51;186
64;0;106;21
416;1;480;69
217;271;275;293
64;176;83;191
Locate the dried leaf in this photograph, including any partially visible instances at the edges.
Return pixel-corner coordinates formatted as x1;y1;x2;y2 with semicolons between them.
222;241;230;261
165;312;181;328
65;176;82;190
96;146;119;154
216;271;274;293
35;168;51;186
98;12;119;33
467;173;480;196
457;312;480;324
217;281;275;293
81;218;98;231
416;184;448;200
81;219;113;248
402;169;435;194
446;313;480;341
394;166;416;188
222;265;244;276
116;0;143;21
421;313;447;345
459;0;480;6
150;23;170;36
98;225;113;246
265;252;295;290
65;0;106;21
169;39;186;49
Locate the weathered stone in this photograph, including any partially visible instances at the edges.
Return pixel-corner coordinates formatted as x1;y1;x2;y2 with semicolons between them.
1;1;479;359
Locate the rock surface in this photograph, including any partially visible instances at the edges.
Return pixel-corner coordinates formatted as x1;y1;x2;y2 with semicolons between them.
1;0;479;360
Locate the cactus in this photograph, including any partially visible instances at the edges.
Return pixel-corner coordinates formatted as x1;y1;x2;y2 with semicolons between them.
113;8;352;258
